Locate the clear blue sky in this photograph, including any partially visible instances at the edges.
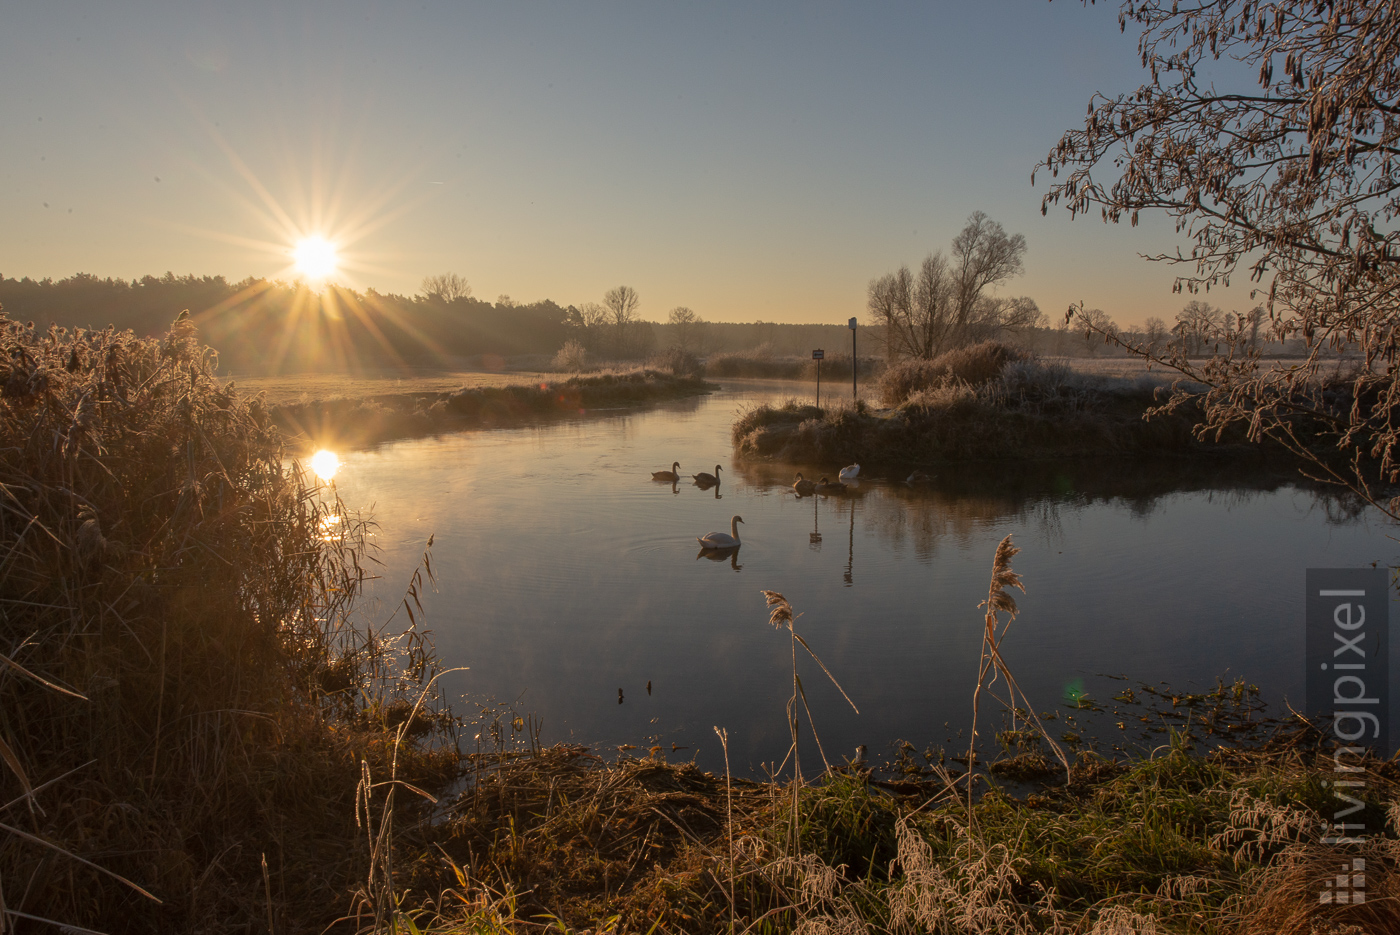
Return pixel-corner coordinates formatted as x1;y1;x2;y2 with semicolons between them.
0;1;1257;326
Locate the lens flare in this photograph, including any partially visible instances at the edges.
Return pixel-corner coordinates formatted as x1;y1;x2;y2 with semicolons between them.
292;236;339;281
309;449;340;481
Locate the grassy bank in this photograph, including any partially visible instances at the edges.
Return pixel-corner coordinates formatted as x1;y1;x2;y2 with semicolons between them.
380;722;1398;934
270;369;715;449
732;350;1240;467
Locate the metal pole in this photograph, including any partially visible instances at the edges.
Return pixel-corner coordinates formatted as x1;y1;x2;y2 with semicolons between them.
815;358;820;409
849;318;858;400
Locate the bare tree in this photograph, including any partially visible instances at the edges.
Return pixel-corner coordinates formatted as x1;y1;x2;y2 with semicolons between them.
602;286;641;357
1174;301;1223;356
1078;308;1116;357
1041;0;1400;518
603;285;640;326
1244;306;1264;352
973;295;1043;343
867;213;1029;359
421;273;472;302
952;212;1027;323
1143;317;1167;356
668;306;700;351
578;302;608;330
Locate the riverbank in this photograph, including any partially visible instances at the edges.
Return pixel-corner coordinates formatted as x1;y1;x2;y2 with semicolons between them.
731;356;1252;467
395;720;1398;934
269;368;715;449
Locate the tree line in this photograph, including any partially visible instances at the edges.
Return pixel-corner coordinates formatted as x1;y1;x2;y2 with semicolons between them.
0;272;872;373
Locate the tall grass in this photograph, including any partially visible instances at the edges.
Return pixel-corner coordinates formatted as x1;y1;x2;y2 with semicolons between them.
0;314;456;931
877;340;1032;405
732;356;1211;466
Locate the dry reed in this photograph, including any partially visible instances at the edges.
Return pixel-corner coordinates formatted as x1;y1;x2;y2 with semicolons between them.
0;313;457;932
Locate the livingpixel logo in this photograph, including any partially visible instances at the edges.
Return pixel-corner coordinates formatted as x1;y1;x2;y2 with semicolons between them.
1305;568;1391;906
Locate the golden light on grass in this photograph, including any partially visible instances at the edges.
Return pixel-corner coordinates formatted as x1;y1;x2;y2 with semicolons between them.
310;449;341;481
292;236;340;282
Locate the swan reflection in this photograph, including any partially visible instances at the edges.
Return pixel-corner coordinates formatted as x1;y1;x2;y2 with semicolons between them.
696;546;742;571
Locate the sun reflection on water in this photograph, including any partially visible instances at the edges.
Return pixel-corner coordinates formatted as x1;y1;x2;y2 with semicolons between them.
318;513;343;542
309;449;341;482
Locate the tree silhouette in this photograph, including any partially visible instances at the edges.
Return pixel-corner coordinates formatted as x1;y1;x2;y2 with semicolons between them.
421;273;472;302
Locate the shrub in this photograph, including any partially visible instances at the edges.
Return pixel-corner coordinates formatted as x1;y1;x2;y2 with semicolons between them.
552;338;590;372
878;340;1033;403
648;345;704;378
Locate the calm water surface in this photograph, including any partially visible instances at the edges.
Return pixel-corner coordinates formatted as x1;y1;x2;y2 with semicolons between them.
323;381;1398;772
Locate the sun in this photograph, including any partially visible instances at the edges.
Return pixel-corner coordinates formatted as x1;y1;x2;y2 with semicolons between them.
292;236;339;282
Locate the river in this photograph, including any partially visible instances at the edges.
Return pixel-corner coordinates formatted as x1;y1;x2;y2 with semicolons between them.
317;380;1396;773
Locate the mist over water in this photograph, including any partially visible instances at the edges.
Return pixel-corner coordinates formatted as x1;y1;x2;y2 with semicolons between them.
327;381;1397;774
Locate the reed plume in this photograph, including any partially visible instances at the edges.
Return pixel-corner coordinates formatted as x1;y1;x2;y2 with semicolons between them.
967;535;1069;813
760;590;858;854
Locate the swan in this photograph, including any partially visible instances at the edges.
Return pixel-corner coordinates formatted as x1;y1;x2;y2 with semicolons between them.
792;472;816;494
906;470;932;484
652;461;681;481
838;463;860;482
816;477;847;494
692;465;722;486
697;515;744;548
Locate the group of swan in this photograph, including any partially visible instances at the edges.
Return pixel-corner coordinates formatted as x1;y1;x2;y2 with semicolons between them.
653;461;740;549
651;462;723;486
658;460;927;554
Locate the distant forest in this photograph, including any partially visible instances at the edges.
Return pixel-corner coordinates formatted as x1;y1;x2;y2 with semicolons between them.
0;272;1303;376
0;273;891;374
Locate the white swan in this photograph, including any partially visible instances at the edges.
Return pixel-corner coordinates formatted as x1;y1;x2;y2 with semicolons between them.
698;515;744;548
838;463;860;482
692;464;722;486
792;472;816;494
652;461;681;481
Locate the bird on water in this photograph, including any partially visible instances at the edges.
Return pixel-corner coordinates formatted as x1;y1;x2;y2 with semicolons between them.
692;464;722;486
697;515;744;549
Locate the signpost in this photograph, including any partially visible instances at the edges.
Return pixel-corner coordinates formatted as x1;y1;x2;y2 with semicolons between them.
812;349;824;408
848;318;858;400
